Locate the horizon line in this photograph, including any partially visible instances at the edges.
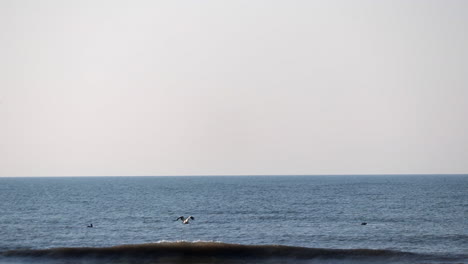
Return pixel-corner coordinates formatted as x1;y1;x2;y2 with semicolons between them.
0;173;467;178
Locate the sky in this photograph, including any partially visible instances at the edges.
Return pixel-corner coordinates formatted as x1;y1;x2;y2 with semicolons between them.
1;0;467;176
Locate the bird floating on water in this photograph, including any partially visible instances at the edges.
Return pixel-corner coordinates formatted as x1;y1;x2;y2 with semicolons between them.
87;223;93;228
175;216;194;224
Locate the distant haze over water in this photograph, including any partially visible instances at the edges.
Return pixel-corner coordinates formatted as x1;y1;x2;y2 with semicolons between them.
1;0;468;177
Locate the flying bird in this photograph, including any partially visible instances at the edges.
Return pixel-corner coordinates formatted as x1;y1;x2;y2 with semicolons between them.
175;216;194;224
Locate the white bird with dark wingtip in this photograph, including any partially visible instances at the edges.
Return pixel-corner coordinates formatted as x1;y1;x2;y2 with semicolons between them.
175;216;194;224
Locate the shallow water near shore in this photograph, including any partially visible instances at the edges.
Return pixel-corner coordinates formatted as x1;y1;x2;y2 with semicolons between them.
0;175;466;263
2;241;466;264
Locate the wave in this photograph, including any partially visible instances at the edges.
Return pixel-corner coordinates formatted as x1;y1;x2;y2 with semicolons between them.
1;241;465;264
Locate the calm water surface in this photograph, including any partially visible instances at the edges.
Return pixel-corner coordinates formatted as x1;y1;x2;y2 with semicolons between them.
0;175;466;260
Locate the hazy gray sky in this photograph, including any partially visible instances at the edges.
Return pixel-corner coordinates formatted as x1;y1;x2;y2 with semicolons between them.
1;0;467;176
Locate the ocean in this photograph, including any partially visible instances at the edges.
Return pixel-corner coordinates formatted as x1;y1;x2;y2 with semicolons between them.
0;175;466;264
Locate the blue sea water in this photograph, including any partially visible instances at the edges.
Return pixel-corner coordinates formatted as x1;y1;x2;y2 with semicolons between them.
0;175;466;263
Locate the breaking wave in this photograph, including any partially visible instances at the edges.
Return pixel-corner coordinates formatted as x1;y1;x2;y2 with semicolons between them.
1;241;465;264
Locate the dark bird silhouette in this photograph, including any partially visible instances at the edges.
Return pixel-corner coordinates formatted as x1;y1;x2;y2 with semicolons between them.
175;216;194;224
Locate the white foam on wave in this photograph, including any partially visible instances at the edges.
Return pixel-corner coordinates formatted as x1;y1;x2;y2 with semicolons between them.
152;239;224;244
